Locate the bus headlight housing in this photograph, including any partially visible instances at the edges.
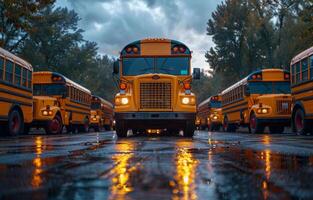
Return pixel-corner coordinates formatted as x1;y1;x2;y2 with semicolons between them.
42;110;53;116
257;108;269;114
181;96;195;105
115;96;130;106
121;97;129;105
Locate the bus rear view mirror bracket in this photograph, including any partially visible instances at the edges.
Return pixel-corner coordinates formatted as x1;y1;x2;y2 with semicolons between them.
193;68;200;80
113;60;119;74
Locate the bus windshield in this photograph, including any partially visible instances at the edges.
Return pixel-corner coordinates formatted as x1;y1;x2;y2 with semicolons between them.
210;101;222;108
33;84;67;96
91;102;101;110
248;81;290;94
122;57;190;76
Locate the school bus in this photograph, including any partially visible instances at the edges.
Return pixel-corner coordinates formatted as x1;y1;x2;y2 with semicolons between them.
90;95;114;131
290;46;313;134
0;47;33;135
198;95;223;131
221;69;292;134
113;38;200;137
32;72;91;134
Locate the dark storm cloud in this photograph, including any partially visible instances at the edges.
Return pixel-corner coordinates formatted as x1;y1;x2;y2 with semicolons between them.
56;0;222;69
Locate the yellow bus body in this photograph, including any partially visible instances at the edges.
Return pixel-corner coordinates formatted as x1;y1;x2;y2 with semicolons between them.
32;71;91;134
0;47;33;135
221;69;292;134
197;95;223;131
114;38;197;137
90;95;114;131
290;46;313;134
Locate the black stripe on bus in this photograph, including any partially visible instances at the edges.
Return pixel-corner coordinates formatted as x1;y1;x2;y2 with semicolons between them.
65;103;90;112
224;107;247;115
296;96;313;102
0;97;32;107
292;86;313;95
0;88;32;100
70;100;90;108
65;109;90;116
0;80;32;93
223;101;248;112
0;115;8;121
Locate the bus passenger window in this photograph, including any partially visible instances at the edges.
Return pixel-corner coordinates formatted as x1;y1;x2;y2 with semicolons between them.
296;62;301;83
0;56;3;80
14;64;21;86
291;64;296;84
301;58;308;81
310;56;313;80
27;70;32;89
5;60;14;83
22;68;27;87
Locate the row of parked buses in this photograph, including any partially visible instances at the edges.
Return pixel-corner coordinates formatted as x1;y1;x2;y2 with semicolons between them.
198;46;313;135
0;47;114;136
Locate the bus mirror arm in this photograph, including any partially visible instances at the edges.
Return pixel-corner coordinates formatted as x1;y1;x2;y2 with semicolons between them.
193;68;200;80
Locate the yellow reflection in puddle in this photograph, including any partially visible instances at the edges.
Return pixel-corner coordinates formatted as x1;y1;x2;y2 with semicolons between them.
32;136;44;188
262;149;271;200
109;142;136;200
262;135;271;145
172;141;199;200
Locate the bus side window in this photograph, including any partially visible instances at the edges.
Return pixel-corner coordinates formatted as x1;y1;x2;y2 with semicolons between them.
310;56;313;80
301;58;308;81
14;64;21;86
291;64;295;84
296;62;301;83
0;56;3;80
22;68;27;87
27;70;32;89
5;60;13;83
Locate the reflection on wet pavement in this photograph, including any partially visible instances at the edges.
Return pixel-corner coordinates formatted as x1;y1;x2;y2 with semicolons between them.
172;141;198;200
0;131;313;199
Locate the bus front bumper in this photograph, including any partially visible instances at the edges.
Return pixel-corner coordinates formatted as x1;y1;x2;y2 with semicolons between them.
257;117;290;126
115;112;196;120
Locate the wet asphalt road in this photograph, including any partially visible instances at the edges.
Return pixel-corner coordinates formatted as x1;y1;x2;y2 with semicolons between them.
0;130;313;200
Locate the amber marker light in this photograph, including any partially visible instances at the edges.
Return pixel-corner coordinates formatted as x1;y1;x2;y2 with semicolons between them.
119;83;127;90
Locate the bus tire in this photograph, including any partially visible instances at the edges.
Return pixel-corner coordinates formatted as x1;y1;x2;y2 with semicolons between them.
116;120;128;137
269;126;284;134
293;108;310;135
249;112;264;134
184;121;195;137
7;109;24;136
45;115;63;134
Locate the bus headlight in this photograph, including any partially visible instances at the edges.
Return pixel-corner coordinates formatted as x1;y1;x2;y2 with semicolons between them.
121;97;129;105
182;97;190;104
213;115;218;120
42;110;53;116
257;108;269;114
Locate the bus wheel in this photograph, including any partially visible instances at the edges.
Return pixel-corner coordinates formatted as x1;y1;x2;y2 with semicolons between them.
269;126;284;134
45;115;63;134
249;113;264;134
8;109;24;136
293;108;309;135
183;121;195;137
115;120;128;137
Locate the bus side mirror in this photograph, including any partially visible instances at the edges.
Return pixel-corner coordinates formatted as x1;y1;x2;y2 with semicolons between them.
113;60;119;74
193;68;200;80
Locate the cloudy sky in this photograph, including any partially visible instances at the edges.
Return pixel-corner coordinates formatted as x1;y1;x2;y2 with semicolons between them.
56;0;222;71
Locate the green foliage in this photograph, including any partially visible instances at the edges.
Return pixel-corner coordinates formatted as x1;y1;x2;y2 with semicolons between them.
206;0;313;92
0;0;55;51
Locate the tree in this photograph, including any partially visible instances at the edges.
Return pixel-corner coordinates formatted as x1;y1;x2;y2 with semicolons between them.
0;0;55;51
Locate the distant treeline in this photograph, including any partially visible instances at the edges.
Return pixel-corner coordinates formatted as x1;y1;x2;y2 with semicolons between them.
197;0;313;103
0;0;117;101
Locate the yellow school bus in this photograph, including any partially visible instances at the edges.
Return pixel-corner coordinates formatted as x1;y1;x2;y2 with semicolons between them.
290;46;313;134
32;71;91;134
198;95;223;131
113;38;200;137
221;69;292;134
0;47;33;135
90;95;114;131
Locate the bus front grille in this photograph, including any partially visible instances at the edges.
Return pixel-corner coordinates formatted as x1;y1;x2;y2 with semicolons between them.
140;82;171;109
276;100;292;114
